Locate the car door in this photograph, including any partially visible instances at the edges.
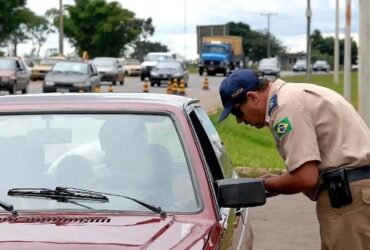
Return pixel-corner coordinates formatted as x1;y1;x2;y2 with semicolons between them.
88;63;100;87
15;59;28;88
187;106;253;250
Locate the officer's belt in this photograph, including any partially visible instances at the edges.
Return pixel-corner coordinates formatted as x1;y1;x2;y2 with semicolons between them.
319;165;370;195
345;165;370;183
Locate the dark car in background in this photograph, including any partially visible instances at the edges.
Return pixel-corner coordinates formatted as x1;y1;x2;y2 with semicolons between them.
92;57;124;85
140;52;175;81
0;93;266;249
150;60;189;87
43;61;100;93
0;57;29;94
313;60;330;72
292;59;309;72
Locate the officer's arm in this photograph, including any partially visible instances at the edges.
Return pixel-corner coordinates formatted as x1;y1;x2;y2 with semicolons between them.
263;161;319;194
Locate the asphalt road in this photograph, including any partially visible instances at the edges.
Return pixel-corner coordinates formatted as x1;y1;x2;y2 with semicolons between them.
12;72;320;249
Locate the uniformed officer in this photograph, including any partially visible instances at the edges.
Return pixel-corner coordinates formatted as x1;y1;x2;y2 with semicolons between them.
218;69;370;250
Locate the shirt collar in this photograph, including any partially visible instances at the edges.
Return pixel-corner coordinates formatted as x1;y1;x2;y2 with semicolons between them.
265;79;286;124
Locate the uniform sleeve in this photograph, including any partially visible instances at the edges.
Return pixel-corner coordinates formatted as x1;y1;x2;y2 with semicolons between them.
270;102;321;172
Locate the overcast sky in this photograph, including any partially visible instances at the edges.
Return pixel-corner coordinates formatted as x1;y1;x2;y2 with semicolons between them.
18;0;359;59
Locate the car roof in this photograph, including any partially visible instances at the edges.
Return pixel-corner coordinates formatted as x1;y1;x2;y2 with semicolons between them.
0;93;199;113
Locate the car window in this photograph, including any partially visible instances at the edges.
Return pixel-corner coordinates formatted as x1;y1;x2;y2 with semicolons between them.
52;62;88;74
156;61;181;69
93;58;116;66
0;113;198;213
189;107;225;180
203;45;227;54
0;58;16;70
124;59;140;65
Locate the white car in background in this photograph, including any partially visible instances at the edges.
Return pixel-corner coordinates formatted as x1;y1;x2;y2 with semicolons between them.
140;52;175;81
258;57;281;77
122;59;141;76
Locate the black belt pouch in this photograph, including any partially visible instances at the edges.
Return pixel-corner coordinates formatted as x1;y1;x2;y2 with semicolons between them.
323;168;353;208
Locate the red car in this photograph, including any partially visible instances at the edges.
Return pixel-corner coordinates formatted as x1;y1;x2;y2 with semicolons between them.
0;93;266;249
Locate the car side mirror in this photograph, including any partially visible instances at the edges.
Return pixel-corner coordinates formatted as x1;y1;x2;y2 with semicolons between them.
216;178;266;208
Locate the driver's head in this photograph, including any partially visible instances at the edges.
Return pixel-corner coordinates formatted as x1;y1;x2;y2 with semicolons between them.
99;117;148;169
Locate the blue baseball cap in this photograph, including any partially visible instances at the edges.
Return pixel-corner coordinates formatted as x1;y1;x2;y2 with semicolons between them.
218;69;260;122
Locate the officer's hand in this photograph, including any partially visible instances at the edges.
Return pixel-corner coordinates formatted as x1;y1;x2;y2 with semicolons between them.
260;174;279;198
260;173;279;179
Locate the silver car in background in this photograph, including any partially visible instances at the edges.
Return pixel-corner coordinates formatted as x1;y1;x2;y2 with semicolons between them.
258;57;281;77
43;61;100;93
93;57;125;85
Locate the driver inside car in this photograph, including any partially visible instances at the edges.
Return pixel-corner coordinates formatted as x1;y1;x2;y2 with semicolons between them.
91;119;154;191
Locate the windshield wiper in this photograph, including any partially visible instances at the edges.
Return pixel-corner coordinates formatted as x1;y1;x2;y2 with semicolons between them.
78;188;167;218
8;187;109;209
8;187;166;217
48;187;166;217
0;200;17;216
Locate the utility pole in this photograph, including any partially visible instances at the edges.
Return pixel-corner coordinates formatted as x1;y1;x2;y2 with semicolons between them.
59;0;64;56
260;12;277;58
358;0;370;126
306;0;312;80
334;0;340;84
343;0;351;101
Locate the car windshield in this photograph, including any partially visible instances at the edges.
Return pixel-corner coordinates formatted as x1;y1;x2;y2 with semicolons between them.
93;58;116;66
52;62;88;74
144;54;173;61
0;114;198;213
295;60;306;66
203;45;227;54
259;59;276;67
0;59;16;70
124;59;140;65
40;59;63;66
315;61;327;65
156;61;181;70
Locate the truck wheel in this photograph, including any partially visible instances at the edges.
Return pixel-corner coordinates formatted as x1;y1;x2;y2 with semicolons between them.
223;69;227;76
199;68;203;76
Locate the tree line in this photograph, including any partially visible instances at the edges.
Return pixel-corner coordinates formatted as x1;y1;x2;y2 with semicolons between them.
0;0;358;64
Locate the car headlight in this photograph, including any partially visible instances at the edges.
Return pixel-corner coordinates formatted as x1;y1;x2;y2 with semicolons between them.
172;73;182;78
45;81;55;86
151;71;159;76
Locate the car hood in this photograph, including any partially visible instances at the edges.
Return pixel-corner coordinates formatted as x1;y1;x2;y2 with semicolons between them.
201;53;228;61
0;214;213;249
0;70;15;77
45;73;89;83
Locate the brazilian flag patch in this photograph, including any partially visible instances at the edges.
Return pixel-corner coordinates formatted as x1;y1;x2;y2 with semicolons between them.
273;117;293;139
